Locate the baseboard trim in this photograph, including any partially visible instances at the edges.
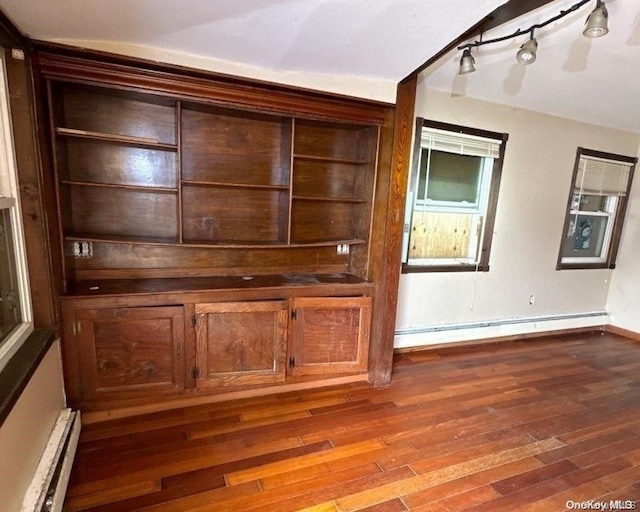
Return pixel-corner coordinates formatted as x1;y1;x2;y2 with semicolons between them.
394;325;604;354
605;324;640;342
394;312;608;351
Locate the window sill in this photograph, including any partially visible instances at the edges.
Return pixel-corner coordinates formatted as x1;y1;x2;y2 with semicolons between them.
557;262;615;270
402;263;490;273
0;329;57;428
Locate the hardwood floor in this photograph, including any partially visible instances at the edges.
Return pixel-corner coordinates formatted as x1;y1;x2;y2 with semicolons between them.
65;331;640;511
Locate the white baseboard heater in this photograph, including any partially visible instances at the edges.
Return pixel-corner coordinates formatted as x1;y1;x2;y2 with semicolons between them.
394;311;609;349
21;409;81;512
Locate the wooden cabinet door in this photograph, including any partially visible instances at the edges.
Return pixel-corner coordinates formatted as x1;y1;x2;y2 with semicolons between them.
288;296;371;376
75;306;185;401
194;301;288;388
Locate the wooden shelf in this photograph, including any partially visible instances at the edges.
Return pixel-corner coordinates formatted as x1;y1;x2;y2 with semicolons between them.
47;75;379;287
61;273;372;298
65;233;179;246
181;180;289;191
292;195;366;204
56;127;178;151
65;233;365;249
293;154;371;165
61;180;178;194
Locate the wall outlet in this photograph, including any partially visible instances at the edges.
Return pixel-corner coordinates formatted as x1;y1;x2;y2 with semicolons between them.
529;294;535;305
72;240;93;258
336;244;350;255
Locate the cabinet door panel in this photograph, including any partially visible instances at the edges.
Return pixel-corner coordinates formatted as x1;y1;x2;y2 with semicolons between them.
195;301;287;388
289;296;371;376
76;306;185;400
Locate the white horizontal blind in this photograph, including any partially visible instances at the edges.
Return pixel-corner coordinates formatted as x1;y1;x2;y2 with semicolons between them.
421;128;502;159
576;155;632;196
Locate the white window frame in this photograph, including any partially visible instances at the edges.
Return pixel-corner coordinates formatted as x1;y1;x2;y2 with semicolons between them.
558;149;637;270
0;54;33;372
562;194;617;265
414;148;493;214
402;119;507;272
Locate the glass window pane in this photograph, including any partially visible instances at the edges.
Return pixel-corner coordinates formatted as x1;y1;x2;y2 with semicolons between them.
571;193;609;212
426;151;482;203
562;213;609;259
0;208;22;342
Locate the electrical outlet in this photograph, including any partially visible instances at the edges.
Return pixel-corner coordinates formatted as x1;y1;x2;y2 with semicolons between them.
72;241;93;258
529;294;535;305
336;244;350;255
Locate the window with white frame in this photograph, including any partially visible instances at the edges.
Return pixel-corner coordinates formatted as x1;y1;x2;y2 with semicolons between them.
558;148;637;269
402;119;507;272
0;53;32;371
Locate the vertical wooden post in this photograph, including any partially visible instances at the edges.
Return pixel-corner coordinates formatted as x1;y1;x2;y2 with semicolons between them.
368;75;417;386
5;49;58;328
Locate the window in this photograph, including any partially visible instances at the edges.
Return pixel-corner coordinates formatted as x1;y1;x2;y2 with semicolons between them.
402;119;507;272
0;54;32;371
558;148;637;270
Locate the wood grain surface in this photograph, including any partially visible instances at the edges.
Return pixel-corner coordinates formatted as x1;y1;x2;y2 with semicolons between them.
65;331;640;511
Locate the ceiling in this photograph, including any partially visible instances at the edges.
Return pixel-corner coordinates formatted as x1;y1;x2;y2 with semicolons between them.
0;0;638;133
423;0;640;134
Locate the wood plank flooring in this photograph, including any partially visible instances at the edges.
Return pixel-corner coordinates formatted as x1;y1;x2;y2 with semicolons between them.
65;331;640;511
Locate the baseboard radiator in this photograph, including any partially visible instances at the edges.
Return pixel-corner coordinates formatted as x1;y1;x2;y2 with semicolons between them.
21;409;81;512
394;311;609;349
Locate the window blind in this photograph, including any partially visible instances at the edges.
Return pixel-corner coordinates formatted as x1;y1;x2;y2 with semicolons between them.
421;128;502;159
576;155;632;196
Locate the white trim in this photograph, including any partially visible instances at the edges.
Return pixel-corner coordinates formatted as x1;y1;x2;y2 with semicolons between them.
20;410;81;512
561;196;617;265
394;312;608;349
407;153;492;265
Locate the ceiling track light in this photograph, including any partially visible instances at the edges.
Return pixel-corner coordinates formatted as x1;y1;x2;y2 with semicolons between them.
583;0;609;38
459;48;476;74
516;33;538;65
457;0;608;75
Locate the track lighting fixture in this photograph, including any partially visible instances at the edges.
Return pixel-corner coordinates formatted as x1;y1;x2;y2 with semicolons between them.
583;0;609;38
459;48;476;74
516;35;538;65
457;0;608;75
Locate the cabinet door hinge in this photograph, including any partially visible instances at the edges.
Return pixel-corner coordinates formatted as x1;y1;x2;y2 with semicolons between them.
191;367;200;379
291;309;297;320
289;357;295;368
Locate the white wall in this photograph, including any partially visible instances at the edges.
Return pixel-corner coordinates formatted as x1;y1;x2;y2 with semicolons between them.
606;143;640;333
0;341;66;512
396;84;640;348
51;40;398;104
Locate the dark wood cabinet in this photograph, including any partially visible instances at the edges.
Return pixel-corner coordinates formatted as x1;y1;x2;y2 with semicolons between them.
288;296;371;376
34;48;393;415
194;301;288;388
72;306;185;401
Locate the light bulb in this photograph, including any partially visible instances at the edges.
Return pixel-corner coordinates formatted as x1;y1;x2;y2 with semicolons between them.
516;38;538;65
